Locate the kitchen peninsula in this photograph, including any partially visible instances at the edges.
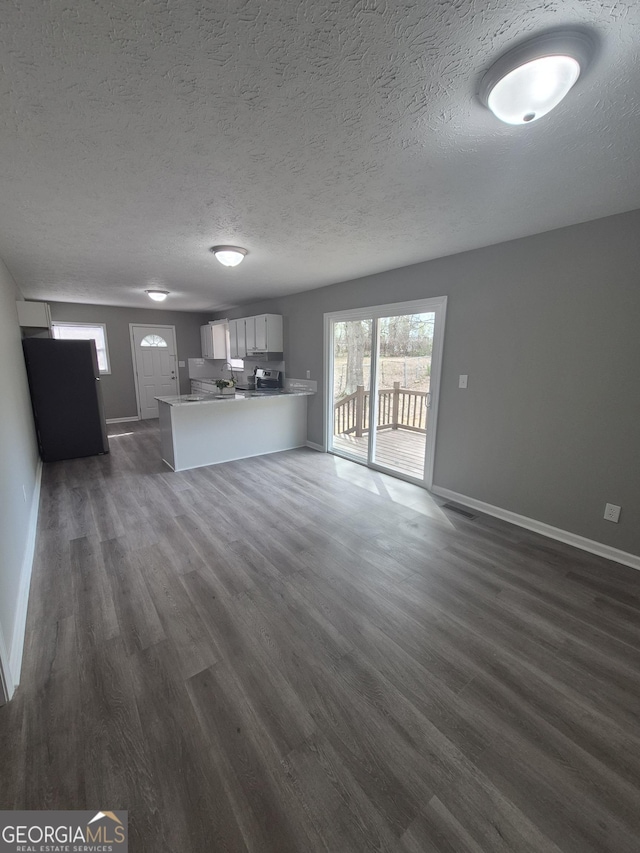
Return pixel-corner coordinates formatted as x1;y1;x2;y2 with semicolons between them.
156;389;314;471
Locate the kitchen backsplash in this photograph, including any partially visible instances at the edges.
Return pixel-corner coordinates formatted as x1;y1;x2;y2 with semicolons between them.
187;358;218;379
188;357;286;384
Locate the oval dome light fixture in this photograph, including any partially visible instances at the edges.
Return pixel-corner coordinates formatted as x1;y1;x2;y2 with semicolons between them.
210;245;248;267
145;289;170;302
479;30;594;125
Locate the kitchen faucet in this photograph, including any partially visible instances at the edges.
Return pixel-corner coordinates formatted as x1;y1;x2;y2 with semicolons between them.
221;362;237;383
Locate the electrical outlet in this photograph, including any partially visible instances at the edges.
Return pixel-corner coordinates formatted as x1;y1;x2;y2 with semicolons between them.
604;503;621;523
459;374;468;389
306;370;311;379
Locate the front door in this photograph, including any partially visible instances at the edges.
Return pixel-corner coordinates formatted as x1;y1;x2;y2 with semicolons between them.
130;325;179;419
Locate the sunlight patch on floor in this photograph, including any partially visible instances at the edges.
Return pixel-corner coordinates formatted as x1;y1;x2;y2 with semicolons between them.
328;453;456;529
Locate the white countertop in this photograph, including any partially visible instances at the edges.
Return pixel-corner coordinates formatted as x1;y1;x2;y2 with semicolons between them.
156;389;314;407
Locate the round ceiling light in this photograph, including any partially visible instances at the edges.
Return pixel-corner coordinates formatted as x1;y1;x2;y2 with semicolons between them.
145;289;170;302
479;30;594;125
210;245;248;267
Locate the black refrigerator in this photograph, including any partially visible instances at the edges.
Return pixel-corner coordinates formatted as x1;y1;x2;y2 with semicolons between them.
23;338;109;462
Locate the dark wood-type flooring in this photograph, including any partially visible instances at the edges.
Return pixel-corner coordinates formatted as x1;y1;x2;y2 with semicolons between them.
1;419;640;852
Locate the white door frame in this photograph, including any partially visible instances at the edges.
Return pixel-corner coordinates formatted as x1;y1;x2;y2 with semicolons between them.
129;324;179;419
323;296;447;491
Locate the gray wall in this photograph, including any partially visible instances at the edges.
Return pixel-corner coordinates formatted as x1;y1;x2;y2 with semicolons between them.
0;259;41;691
217;209;640;558
48;303;210;419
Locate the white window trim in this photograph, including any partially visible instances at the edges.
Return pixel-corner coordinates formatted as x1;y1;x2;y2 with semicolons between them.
51;321;111;374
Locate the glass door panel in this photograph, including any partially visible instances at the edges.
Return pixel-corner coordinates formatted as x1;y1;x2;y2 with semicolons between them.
371;312;434;480
330;319;373;463
327;298;445;489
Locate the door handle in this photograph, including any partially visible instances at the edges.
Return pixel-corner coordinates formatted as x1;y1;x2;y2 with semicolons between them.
426;392;431;409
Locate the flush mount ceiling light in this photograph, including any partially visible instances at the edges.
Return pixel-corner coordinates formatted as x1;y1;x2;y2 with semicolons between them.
479;30;594;125
210;245;248;267
145;289;170;302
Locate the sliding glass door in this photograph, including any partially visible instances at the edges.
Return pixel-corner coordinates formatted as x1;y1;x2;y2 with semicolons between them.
370;311;435;478
327;298;446;488
331;318;373;463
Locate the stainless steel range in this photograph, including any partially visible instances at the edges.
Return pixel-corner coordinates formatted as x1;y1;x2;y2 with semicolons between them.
255;368;282;391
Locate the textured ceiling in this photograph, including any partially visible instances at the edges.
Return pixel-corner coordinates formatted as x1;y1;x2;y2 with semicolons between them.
1;0;639;311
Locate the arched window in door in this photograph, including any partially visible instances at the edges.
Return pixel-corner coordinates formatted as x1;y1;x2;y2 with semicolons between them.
140;334;168;347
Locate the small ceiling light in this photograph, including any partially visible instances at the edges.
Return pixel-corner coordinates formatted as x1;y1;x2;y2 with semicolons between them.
479;30;594;125
210;245;248;267
145;289;170;302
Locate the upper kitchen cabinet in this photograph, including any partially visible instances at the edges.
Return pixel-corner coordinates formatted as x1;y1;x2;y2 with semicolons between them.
201;321;229;360
229;314;283;358
244;316;256;354
228;319;238;358
229;318;245;358
250;314;283;355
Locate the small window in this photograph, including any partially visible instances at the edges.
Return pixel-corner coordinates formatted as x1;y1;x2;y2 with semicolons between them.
140;334;168;347
52;322;110;373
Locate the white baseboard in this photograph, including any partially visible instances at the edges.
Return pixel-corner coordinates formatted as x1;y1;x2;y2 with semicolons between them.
106;416;139;424
430;486;640;572
5;459;44;697
306;440;325;452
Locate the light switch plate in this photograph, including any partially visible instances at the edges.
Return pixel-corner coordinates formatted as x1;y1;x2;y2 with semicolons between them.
459;374;468;389
178;361;185;368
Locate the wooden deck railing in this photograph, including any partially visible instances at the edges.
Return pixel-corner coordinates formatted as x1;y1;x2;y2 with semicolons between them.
334;382;428;436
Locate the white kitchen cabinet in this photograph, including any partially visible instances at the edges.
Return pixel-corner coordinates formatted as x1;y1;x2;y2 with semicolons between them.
249;314;283;354
200;325;209;358
200;321;229;359
255;314;268;351
229;317;248;358
229;318;249;358
244;316;256;353
228;319;239;359
191;379;218;395
228;313;283;357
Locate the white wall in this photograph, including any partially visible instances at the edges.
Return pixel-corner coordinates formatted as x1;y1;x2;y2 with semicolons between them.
0;259;41;698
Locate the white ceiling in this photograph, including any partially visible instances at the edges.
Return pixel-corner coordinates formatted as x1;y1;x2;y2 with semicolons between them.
1;0;639;312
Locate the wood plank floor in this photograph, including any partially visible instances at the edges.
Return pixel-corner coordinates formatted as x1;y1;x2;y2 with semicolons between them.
333;428;426;478
1;418;639;852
